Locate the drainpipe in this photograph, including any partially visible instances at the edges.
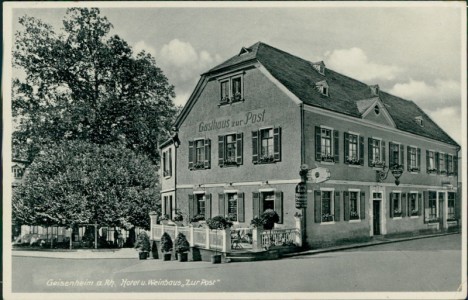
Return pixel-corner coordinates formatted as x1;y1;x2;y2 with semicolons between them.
299;103;307;247
456;147;460;228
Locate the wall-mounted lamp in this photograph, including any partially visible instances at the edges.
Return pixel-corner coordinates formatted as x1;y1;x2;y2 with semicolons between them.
376;164;404;186
171;128;181;148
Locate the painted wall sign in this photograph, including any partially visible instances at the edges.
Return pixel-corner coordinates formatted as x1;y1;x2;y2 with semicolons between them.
295;182;308;208
307;167;330;183
198;109;266;132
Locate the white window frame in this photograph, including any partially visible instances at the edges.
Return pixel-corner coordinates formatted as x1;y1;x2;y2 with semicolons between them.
391;191;402;219
225;192;239;222
218;72;244;104
348;188;361;222
427;190;439;221
408;191;419;218
370;137;384;167
390;141;401;167
162;148;172;178
439;152;446;174
408;146;419;172
447;154;454;175
320;125;334;162
347;131;360;165
259;127;274;158
320;188;335;224
428;150;436;171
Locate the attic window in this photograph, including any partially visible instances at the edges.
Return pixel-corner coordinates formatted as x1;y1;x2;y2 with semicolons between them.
370;85;380;96
315;80;329;97
374;105;380;115
239;47;251;56
415;116;424;127
312;61;326;75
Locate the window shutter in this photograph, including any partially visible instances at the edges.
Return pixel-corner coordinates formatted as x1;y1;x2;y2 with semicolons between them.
188;194;195;219
238;192;245;222
204;139;211;169
417;148;421;170
218;136;225;167
401;193;407;217
445;153;449;173
334;191;340;222
344;132;349;164
368;138;373;166
252;131;259;164
359;136;364;166
423;191;429;223
381;141;386;164
454;192;460;220
169;197;173;219
435;152;440;174
163;197;168;216
418;193;422;216
399;144;404;167
169;148;173;176
389;193;394;218
426;150;430;172
388;142;394;166
273;127;281;162
360;192;366;220
314;191;321;223
454;155;458;175
188;141;194;169
236;133;243;165
275;191;283;224
252;192;260;218
218;193;225;216
407;146;411;171
205;194;212;219
315;126;321;161
334;130;339;163
343;191;350;221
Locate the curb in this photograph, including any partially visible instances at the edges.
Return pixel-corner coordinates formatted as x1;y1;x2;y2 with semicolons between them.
282;231;460;258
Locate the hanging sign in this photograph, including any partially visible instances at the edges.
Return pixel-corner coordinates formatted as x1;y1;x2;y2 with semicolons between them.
295;182;308;208
307;167;330;183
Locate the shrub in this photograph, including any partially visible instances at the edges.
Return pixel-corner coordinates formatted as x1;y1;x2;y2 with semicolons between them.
250;216;264;228
190;214;205;222
174;233;190;253
134;231;151;252
160;232;173;253
206;215;233;230
173;213;183;222
261;209;279;230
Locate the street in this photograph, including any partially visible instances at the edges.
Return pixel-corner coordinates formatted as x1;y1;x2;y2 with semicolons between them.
10;234;462;293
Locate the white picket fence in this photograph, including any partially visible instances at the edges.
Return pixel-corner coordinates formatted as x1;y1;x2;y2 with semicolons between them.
260;228;300;248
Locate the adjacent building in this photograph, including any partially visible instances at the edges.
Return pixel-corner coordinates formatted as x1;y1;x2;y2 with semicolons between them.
160;42;460;248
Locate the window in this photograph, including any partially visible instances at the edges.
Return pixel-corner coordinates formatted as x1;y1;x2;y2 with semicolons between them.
425;191;438;222
344;133;363;165
262;191;275;211
368;138;386;167
12;166;24;179
321;191;334;222
197;194;206;216
252;191;282;223
415;116;424;127
447;192;455;220
188;138;211;170
447;154;456;175
252;127;281;164
315;80;329;96
349;191;359;220
218;133;243;167
389;142;403;168
374;105;380;115
408;193;418;216
219;74;244;104
315;126;339;163
390;192;402;218
162;148;172;177
407;146;420;172
426;150;437;174
227;193;238;221
439;153;447;174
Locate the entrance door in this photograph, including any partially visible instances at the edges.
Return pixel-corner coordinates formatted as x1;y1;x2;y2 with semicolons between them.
438;192;445;228
373;201;381;235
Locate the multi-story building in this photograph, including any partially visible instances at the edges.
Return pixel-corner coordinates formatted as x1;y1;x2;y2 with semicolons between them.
160;42;460;248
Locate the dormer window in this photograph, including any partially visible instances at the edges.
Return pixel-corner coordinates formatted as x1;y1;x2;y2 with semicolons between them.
415;116;423;127
218;72;244;105
370;85;380;96
315;80;329;97
312;61;326;76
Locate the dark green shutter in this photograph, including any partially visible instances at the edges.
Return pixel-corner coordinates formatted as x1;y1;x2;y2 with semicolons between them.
400;144;404;167
218;136;225;167
417;148;421;171
238;192;245;222
360;192;366;220
435;152;440;174
382;141;386;164
454;155;458;175
368;138;373;166
218;193;225;215
204;139;211;169
252;131;259;164
169;148;172;176
188;141;194;169
359;136;364;166
334;191;340;222
273;127;281;162
252;192;260;217
315;126;321;161
389;193;394;218
401;193;407;217
445;153;449;174
205;194;212;219
407;146;411;171
314;190;321;223
188;194;194;219
275;191;283;224
426;150;430;172
423;191;429;223
389;142;394;166
236;133;243;165
333;130;339;163
343;191;350;221
344;132;349;164
418;193;422;216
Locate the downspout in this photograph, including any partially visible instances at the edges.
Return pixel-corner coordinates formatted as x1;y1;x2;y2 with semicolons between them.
300;103;307;247
456;147;460;229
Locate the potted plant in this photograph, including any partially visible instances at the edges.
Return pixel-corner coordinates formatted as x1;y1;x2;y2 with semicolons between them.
160;232;173;261
172;210;184;226
190;214;205;227
160;214;170;225
174;233;190;262
206;215;233;264
134;231;151;260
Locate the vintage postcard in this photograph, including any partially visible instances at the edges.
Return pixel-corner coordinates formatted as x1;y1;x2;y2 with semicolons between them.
3;1;466;300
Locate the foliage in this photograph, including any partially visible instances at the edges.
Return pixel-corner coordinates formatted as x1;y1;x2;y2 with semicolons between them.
174;233;190;253
250;216;264;228
250;210;280;230
160;232;173;253
190;214;205;223
172;209;184;222
134;231;151;252
12;8;177;163
206;215;233;231
12;140;159;229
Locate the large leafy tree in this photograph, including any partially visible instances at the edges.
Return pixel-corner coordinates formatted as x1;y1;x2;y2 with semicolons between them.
12;8;177;163
13;141;159;230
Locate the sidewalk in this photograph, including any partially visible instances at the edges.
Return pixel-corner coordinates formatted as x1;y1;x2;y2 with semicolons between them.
12;231;459;260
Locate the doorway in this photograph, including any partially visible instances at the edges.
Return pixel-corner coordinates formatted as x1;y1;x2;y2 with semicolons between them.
373;201;381;235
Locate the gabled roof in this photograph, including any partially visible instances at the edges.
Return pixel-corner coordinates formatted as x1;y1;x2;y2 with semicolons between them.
204;42;459;147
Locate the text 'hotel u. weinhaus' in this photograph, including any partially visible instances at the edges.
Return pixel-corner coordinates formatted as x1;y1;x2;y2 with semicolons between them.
159;42;460;248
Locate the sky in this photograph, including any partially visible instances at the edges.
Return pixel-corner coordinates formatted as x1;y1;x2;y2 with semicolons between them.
10;3;465;144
